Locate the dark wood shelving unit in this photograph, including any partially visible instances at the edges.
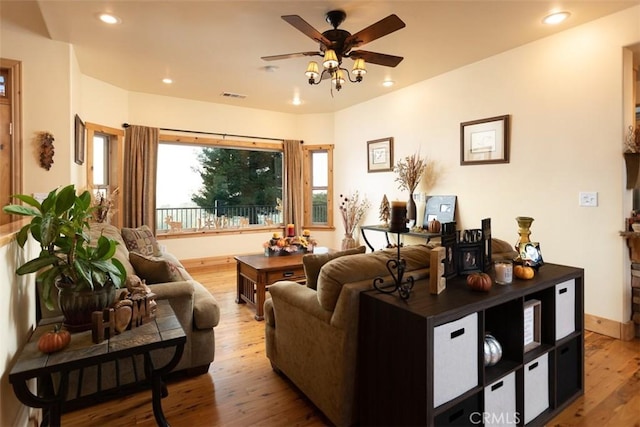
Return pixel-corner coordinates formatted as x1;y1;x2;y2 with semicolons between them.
357;263;584;426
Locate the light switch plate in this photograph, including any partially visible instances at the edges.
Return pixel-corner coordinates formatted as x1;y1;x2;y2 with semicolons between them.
579;191;598;207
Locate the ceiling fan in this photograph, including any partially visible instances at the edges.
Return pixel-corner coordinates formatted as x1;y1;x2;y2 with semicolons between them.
261;10;406;91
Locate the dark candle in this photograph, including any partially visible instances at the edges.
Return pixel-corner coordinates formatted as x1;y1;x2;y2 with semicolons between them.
389;201;408;233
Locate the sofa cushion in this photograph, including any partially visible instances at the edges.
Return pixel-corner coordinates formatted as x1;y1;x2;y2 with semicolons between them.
317;245;431;312
491;238;519;261
129;252;190;284
303;246;366;290
121;225;161;257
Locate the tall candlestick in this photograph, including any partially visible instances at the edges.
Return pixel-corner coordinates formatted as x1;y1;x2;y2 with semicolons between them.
389;201;408;233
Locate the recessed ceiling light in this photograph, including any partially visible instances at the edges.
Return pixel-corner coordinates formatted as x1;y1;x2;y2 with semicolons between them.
162;78;173;84
382;80;395;87
97;13;121;25
543;11;570;25
292;97;302;106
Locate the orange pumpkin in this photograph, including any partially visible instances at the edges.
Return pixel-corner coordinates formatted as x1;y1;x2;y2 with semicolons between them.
467;272;492;292
38;325;71;354
514;265;535;280
427;219;441;233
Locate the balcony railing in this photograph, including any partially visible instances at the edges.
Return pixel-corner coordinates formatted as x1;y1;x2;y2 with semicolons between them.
156;203;328;231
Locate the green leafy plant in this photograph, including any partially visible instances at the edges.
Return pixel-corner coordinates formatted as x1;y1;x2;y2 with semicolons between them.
3;184;126;310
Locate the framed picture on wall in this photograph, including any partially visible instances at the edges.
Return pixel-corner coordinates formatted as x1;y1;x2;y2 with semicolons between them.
74;114;85;165
367;137;394;172
460;115;510;165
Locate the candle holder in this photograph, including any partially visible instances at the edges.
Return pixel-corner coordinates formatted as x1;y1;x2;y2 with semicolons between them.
373;232;415;300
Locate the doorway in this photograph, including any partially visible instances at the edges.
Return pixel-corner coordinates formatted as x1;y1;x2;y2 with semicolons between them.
0;59;22;226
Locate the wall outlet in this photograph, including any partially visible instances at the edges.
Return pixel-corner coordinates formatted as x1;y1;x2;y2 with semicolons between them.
579;191;598;207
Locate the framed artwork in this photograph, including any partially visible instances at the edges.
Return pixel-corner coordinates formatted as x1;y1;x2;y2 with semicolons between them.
367;137;394;172
460;115;510;165
74;114;85;165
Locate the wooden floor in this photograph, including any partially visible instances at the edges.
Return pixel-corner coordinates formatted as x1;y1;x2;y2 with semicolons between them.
61;264;640;427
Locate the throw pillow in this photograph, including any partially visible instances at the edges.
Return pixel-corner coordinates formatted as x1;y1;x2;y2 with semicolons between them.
303;246;366;290
121;225;161;257
129;252;190;284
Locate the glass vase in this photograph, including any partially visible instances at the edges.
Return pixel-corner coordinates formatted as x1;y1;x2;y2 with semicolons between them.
515;216;534;252
341;233;357;250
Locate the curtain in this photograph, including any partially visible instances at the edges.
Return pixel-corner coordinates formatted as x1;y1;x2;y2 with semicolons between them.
122;125;159;229
283;139;303;235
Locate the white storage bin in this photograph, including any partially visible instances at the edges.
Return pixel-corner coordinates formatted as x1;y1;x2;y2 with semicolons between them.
524;353;549;424
433;312;478;407
484;372;517;426
556;280;576;340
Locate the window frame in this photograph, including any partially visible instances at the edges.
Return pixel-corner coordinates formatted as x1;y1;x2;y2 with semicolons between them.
303;144;334;230
85;123;124;227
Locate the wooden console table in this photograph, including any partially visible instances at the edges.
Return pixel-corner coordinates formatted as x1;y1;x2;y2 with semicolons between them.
9;300;185;427
360;224;440;251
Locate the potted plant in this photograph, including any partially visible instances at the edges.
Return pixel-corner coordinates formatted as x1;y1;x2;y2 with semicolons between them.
3;184;126;331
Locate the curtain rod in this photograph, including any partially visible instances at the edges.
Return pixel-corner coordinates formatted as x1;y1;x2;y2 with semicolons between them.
121;123;294;143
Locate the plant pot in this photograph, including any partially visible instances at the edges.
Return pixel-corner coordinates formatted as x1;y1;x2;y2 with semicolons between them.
58;283;116;332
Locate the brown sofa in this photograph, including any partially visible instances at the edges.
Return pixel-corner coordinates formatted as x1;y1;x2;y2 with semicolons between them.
264;239;518;426
38;223;220;405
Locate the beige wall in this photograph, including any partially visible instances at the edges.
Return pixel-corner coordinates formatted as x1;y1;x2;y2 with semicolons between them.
0;232;38;427
2;4;640;425
334;7;640;325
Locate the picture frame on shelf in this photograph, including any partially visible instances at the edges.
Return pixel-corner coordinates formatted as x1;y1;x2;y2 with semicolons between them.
524;299;541;352
457;243;483;274
367;137;394;172
519;242;544;268
74;114;85;165
422;195;457;228
460;115;510;165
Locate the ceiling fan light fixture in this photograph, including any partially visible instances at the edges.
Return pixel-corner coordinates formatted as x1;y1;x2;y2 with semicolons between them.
305;61;320;83
332;69;345;91
352;58;366;82
323;50;339;70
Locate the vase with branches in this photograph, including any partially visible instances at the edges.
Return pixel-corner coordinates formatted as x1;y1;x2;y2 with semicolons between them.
339;191;371;250
394;152;431;224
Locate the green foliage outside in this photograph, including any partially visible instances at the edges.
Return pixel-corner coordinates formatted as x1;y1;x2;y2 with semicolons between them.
191;147;283;222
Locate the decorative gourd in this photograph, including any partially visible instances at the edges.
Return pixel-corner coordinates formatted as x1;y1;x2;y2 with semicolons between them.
514;265;535;280
427;219;441;233
484;334;503;366
466;272;492;291
38;325;71;354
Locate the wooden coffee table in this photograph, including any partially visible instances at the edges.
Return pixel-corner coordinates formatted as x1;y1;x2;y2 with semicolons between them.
235;249;330;320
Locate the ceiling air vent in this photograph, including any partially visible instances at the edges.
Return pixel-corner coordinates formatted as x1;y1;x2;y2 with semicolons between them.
221;92;247;99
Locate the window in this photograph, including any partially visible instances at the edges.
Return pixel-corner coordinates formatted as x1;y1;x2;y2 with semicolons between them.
85;123;124;227
303;144;334;229
156;136;284;233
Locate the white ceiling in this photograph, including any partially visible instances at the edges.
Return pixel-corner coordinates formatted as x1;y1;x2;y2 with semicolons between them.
4;1;639;114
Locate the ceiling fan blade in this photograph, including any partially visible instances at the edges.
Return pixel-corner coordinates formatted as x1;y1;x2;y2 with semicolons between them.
261;52;321;61
282;15;332;47
349;50;404;67
345;14;406;48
